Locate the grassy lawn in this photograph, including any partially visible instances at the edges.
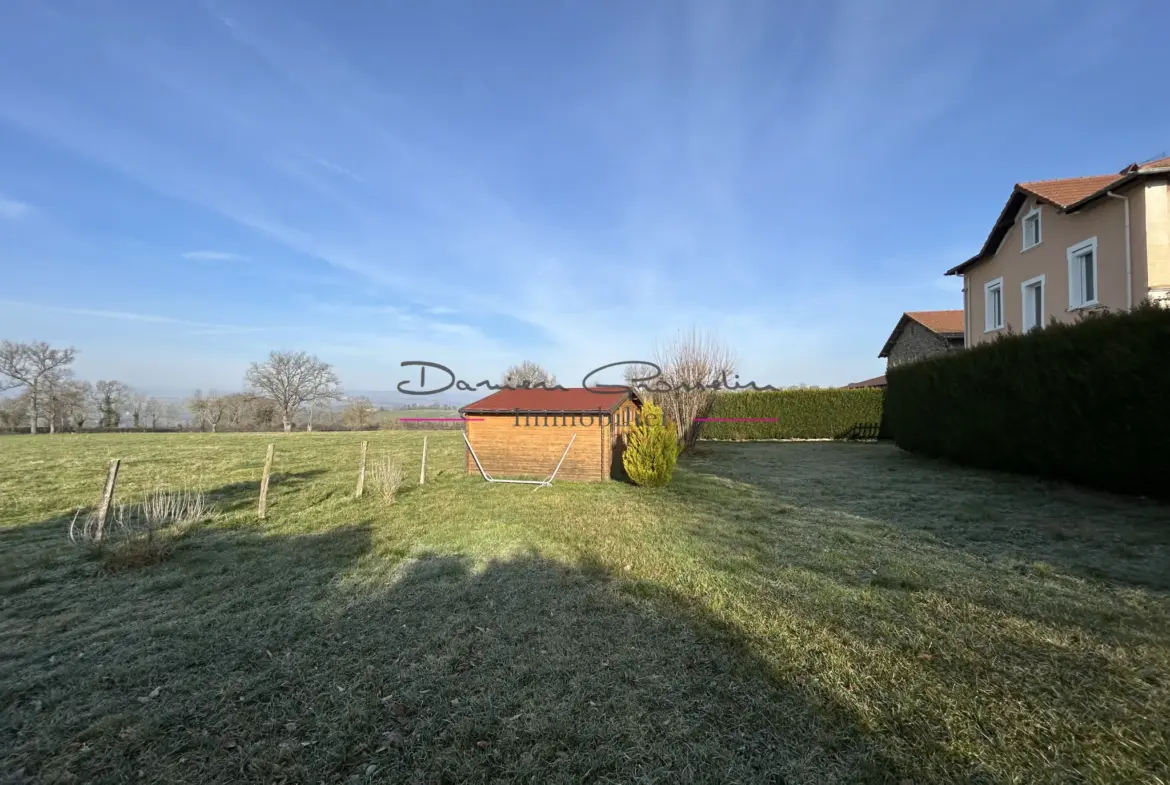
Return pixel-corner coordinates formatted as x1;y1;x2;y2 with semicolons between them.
2;433;1168;784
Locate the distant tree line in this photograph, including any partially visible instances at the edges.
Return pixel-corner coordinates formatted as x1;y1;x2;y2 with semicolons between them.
0;341;185;433
0;342;471;434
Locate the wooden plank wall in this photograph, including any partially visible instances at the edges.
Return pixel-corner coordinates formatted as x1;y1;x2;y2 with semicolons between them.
465;414;608;482
606;401;639;479
464;403;643;483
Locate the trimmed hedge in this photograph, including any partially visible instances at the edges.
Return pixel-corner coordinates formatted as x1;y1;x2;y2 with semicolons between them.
885;302;1170;498
701;389;885;440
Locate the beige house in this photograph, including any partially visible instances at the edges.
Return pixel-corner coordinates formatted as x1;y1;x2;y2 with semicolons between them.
947;155;1170;345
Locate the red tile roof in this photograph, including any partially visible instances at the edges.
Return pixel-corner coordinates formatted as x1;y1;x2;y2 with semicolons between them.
845;375;886;389
1021;157;1170;207
906;310;964;335
1018;174;1121;208
879;310;965;358
461;387;637;414
948;153;1170;276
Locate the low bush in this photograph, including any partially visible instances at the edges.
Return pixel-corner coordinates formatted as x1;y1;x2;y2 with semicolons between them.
700;389;885;440
371;455;406;503
885;302;1170;498
623;401;679;487
69;488;212;569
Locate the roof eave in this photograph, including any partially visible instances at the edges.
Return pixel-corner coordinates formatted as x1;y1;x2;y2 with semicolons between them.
878;314;910;358
947;188;1028;276
945;253;981;276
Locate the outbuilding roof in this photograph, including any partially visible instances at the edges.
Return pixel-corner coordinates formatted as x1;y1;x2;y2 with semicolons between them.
844;375;887;389
460;386;640;414
879;310;964;358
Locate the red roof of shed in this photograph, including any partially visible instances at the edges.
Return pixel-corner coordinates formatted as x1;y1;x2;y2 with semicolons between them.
461;387;639;414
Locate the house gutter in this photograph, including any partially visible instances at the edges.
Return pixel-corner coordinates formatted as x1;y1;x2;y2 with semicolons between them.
963;284;970;347
1105;191;1133;308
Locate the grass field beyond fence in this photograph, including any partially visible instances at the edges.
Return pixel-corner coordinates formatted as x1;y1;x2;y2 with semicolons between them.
2;432;1169;784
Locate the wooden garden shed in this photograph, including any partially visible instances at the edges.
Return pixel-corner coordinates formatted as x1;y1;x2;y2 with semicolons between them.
460;387;643;483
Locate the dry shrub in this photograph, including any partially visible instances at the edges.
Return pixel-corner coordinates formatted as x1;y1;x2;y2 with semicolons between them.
627;328;737;451
371;455;406;504
69;488;213;569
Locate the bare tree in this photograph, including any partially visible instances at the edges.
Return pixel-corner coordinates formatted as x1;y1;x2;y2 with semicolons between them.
501;361;557;388
40;367;75;434
0;340;78;433
128;392;151;428
245;350;342;433
203;394;229;433
187;389;210;430
187;390;206;429
221;393;255;431
305;385;343;431
645;328;737;450
622;362;661;394
342;396;379;429
52;379;92;432
93;380;130;429
0;393;29;430
249;397;281;430
163;401;187;428
143;396;162;428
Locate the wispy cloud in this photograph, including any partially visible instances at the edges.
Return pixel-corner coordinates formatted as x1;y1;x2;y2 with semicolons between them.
0;196;30;219
181;250;251;262
294;150;364;183
0;299;267;334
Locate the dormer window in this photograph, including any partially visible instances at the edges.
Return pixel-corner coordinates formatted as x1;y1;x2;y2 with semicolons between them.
1022;207;1042;250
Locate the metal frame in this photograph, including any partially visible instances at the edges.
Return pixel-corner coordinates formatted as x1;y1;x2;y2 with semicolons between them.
463;431;577;489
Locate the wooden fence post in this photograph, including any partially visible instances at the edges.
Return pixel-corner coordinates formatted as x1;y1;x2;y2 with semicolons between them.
258;444;274;519
419;436;428;485
94;459;120;543
355;440;369;498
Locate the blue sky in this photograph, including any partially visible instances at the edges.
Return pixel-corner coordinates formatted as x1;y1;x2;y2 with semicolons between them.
1;0;1167;395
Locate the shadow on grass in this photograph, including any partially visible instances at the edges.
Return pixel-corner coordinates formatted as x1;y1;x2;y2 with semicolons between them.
205;469;330;514
679;442;1170;593
0;518;1002;784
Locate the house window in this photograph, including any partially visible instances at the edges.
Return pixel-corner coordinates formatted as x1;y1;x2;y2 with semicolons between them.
1067;238;1098;309
1022;208;1042;250
985;277;1004;332
1021;275;1045;332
